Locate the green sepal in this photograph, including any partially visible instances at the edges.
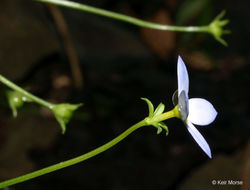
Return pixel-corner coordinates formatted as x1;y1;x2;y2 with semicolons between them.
152;122;168;136
55;116;67;135
141;98;154;118
154;103;165;116
214;9;226;21
51;103;83;134
158;122;169;136
156;125;162;134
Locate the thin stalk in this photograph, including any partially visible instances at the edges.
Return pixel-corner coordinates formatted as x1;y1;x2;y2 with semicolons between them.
0;119;147;188
35;0;209;33
0;108;177;188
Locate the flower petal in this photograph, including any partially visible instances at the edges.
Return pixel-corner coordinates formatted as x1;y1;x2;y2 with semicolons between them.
177;56;189;96
188;98;218;126
186;120;212;158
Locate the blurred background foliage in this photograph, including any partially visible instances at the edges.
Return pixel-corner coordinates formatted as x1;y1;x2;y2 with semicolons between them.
0;0;249;189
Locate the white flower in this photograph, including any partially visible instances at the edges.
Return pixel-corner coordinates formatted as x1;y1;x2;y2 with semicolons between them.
175;56;217;158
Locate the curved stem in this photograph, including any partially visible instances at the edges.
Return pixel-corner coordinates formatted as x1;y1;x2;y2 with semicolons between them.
0;74;54;109
0;119;147;188
0;108;177;188
35;0;210;33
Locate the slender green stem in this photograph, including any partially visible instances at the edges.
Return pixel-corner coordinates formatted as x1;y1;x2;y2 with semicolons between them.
0;108;176;188
0;119;147;188
35;0;209;33
0;74;54;109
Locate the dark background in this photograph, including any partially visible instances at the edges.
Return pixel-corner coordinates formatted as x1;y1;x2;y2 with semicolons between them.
0;0;249;189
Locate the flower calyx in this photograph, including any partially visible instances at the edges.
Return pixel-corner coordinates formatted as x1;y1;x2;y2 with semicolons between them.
51;103;83;134
208;10;230;46
141;98;169;136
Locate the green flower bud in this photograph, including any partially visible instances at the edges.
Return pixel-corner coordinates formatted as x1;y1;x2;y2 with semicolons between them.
6;90;31;117
51;103;83;134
